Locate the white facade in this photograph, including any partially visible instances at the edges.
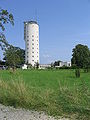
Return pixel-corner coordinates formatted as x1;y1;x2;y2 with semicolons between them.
24;21;39;66
59;61;71;67
39;64;51;69
55;61;71;68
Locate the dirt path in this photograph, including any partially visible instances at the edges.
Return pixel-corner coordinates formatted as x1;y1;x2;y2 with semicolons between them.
0;104;69;120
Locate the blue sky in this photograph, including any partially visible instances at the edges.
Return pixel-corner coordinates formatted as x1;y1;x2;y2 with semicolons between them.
0;0;90;63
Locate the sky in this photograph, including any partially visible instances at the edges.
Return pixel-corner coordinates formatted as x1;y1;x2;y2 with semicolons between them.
0;0;90;64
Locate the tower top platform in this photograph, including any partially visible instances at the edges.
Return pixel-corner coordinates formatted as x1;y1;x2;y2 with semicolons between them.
24;21;38;25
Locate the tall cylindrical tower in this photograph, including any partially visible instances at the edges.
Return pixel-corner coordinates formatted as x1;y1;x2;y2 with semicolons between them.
24;21;39;66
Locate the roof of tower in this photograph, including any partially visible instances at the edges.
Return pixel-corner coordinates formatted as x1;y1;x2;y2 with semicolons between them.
24;21;38;25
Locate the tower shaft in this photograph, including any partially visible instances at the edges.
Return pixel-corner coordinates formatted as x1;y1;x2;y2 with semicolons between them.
24;21;39;66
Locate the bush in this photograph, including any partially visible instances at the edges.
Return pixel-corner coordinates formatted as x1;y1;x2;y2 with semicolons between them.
59;66;71;69
75;69;80;78
0;79;35;108
83;68;90;73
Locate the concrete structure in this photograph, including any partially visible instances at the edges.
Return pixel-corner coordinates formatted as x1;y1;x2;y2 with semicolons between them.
24;21;39;66
22;64;27;70
59;61;71;67
55;61;71;68
39;64;51;69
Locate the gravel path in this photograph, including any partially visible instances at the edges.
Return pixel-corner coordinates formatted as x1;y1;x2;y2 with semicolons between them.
0;104;69;120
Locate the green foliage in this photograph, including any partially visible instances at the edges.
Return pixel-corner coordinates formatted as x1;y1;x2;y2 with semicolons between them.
35;62;39;69
3;45;25;68
75;69;80;78
0;60;5;65
27;64;33;69
0;8;14;50
71;64;77;69
0;9;14;31
0;33;8;50
59;66;71;69
71;44;90;68
84;68;89;73
54;60;61;67
51;62;54;68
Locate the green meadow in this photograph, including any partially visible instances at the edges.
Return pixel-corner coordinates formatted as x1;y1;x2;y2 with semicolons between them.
0;69;90;119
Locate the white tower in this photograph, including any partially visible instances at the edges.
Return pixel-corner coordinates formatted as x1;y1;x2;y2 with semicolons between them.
24;21;39;66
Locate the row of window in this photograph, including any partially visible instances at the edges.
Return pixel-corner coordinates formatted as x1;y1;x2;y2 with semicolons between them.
32;35;38;38
27;35;38;38
32;60;39;62
27;39;38;41
32;56;38;57
27;51;38;54
27;43;38;46
27;47;39;50
27;56;39;58
25;35;38;40
27;60;39;62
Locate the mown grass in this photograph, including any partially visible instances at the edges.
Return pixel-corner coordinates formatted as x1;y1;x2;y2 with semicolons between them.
0;69;90;119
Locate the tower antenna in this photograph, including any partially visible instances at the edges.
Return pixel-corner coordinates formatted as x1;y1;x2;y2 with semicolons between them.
35;9;37;22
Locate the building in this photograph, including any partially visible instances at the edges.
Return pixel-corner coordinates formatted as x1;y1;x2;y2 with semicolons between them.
24;21;39;66
22;64;27;70
55;61;71;68
39;64;51;69
59;61;71;67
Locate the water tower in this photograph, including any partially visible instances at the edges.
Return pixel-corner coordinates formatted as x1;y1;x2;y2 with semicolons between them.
24;21;39;66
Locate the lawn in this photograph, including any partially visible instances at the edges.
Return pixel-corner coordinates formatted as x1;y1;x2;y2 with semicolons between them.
0;69;90;119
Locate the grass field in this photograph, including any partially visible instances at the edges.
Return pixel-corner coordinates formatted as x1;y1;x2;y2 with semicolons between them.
0;69;90;119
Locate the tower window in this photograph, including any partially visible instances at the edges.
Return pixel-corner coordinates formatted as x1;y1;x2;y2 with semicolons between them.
32;35;34;37
32;47;34;49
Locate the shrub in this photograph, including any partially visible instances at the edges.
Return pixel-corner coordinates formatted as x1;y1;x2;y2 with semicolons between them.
59;66;71;69
0;79;35;108
83;68;90;73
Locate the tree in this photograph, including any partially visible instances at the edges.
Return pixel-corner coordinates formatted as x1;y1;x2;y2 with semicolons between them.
35;62;39;69
54;60;62;67
0;60;5;66
15;47;25;65
51;62;54;68
71;44;90;68
0;8;14;50
75;69;80;78
3;45;25;68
